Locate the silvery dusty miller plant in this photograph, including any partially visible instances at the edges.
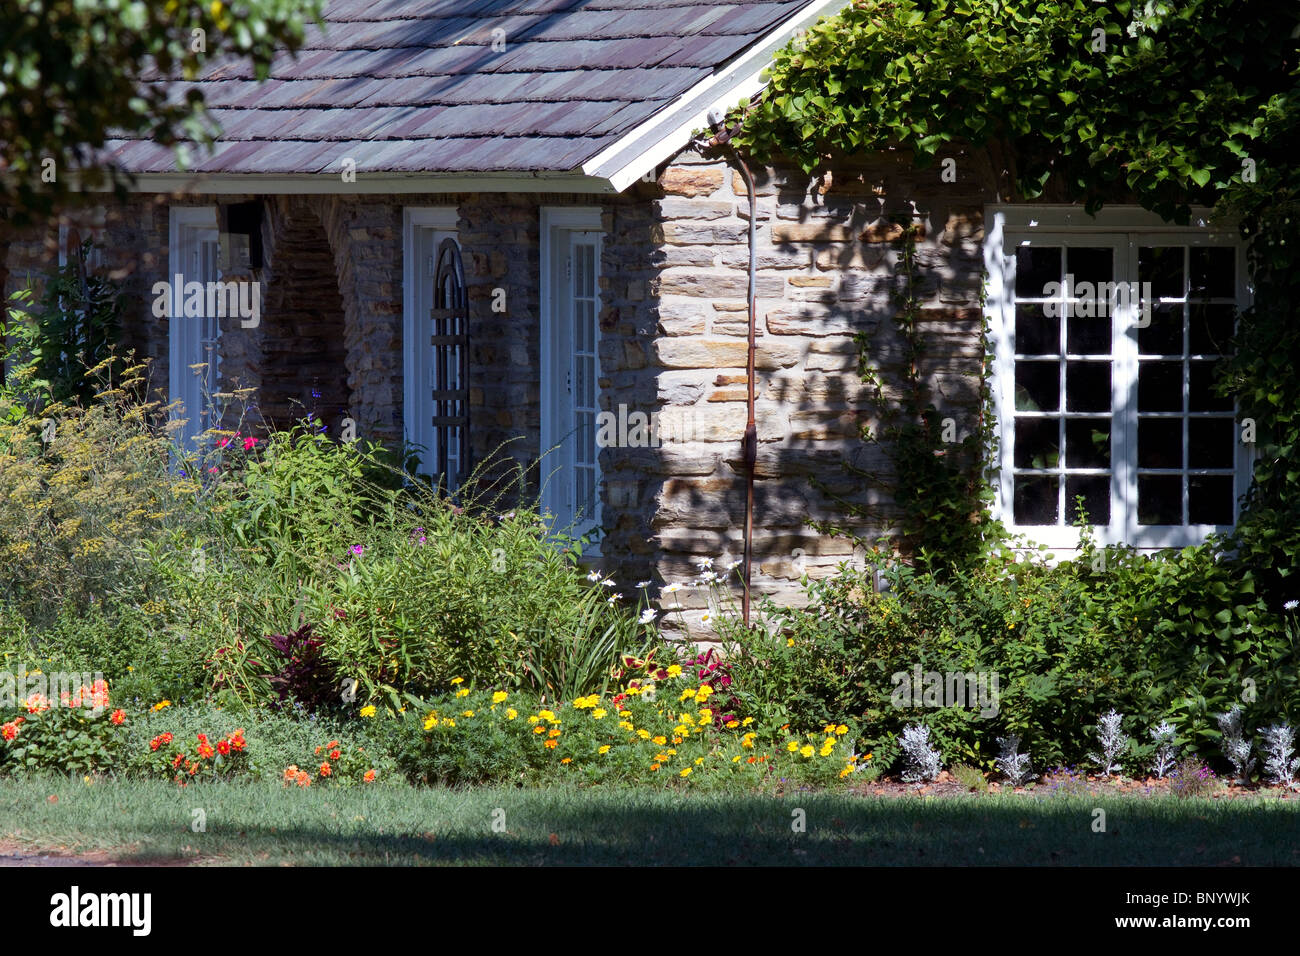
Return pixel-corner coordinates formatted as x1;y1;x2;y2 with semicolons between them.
1259;723;1300;787
899;724;942;782
1216;705;1256;785
1149;721;1178;779
995;734;1034;786
1087;709;1129;776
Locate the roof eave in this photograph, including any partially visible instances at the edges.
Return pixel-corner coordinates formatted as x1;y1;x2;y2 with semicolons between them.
582;0;847;193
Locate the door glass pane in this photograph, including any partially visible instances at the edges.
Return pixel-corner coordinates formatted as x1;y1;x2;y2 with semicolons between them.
1189;247;1235;299
1138;475;1182;525
1188;475;1233;525
1066;476;1110;525
1139;246;1185;299
1015;246;1061;297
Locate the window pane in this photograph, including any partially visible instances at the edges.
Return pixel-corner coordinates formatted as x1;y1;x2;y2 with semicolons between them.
1066;361;1110;412
1189;304;1235;355
1188;417;1234;469
1014;476;1059;525
1065;417;1110;469
1138;475;1182;525
1067;246;1114;286
1015;246;1061;298
1015;417;1060;469
1139;246;1185;299
1015;361;1059;412
1138;418;1183;469
1066;476;1110;525
1137;361;1183;412
1188;361;1232;411
1015;303;1059;354
1067;315;1110;355
1189;475;1234;525
1138;303;1184;356
1189;247;1235;299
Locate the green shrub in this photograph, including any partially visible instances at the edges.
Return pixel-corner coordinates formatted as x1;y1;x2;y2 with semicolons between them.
719;531;1295;778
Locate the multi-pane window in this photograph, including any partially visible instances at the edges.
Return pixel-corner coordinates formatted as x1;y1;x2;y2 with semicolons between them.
990;209;1249;548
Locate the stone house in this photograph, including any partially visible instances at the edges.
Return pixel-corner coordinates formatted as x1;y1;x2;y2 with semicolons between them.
0;0;1253;628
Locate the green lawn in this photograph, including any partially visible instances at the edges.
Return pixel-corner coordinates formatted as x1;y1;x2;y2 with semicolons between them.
1;777;1298;865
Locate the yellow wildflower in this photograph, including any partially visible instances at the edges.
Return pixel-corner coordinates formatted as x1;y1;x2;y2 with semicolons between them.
598;745;610;754
359;705;376;718
800;745;814;758
506;708;518;720
492;691;508;704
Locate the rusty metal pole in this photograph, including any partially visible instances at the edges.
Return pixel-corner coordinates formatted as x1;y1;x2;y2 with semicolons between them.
735;152;758;628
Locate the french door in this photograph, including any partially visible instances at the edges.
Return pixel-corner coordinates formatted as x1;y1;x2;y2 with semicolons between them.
542;210;603;543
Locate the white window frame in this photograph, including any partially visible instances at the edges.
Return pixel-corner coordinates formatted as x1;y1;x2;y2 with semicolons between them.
168;206;221;452
985;204;1254;552
540;206;604;549
402;206;460;481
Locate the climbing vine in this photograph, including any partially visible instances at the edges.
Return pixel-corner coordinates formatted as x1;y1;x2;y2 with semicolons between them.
741;0;1300;595
810;219;1001;571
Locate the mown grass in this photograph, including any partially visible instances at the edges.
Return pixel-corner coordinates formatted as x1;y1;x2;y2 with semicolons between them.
1;777;1297;866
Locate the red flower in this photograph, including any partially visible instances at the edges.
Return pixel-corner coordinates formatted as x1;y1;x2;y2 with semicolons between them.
110;709;125;725
173;753;185;769
319;762;332;777
329;749;340;761
217;740;231;756
161;732;173;744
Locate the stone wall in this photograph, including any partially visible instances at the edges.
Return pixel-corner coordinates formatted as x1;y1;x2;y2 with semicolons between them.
634;146;999;629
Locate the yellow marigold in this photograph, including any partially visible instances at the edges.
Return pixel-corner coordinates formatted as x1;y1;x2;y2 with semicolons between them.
820;741;836;757
528;715;540;724
666;748;676;756
732;755;743;763
650;763;661;771
492;691;508;704
800;745;814;758
666;664;682;678
533;725;547;735
451;677;464;685
671;736;683;744
618;720;634;731
442;718;456;727
839;767;852;779
506;708;518;720
455;688;470;698
539;710;556;722
548;728;562;738
725;720;739;729
652;735;667;746
679;767;692;777
359;705;376;717
591;708;607;719
742;717;754;727
835;725;848;736
151;700;171;713
423;715;437;731
787;741;799;752
462;710;474;718
673;725;688;736
598;745;610;754
637;729;651;739
694;757;704;765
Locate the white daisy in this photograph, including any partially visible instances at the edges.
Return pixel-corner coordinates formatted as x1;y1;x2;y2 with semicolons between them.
600;578;617;588
663;582;684;595
586;570;602;582
694;556;715;569
607;593;622;605
635;580;651;589
1286;600;1299;611
725;559;742;572
699;611;713;625
639;608;657;624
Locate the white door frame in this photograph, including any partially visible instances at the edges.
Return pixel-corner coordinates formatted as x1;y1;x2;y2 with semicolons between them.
402;206;459;477
168;206;220;451
540;206;604;544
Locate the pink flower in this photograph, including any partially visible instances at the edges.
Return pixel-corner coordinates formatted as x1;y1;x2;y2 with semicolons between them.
350;545;365;556
242;436;258;451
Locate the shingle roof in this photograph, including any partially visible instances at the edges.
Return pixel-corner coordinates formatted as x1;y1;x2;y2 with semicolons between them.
106;0;813;177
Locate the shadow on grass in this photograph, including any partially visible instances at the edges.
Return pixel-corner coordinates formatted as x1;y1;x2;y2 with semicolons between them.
80;792;1300;867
